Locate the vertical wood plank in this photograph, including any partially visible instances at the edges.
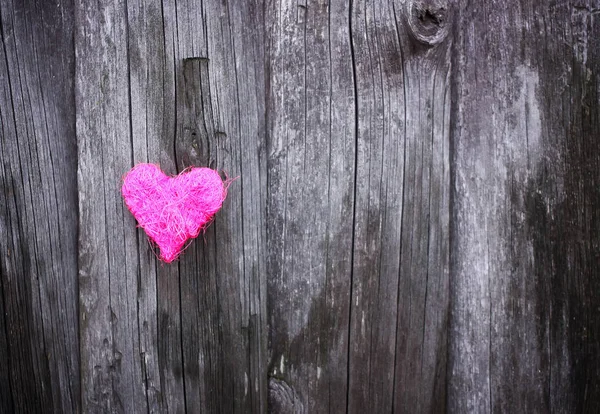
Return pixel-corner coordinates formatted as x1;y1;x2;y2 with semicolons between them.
76;0;146;411
348;1;451;412
177;57;219;414
449;0;600;412
80;0;267;412
0;0;79;412
266;0;356;411
168;0;267;411
125;2;172;411
199;1;268;410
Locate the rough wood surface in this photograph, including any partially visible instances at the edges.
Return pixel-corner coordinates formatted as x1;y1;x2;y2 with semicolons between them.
76;0;267;412
1;0;600;412
0;0;79;412
348;2;450;412
265;1;356;412
449;0;600;412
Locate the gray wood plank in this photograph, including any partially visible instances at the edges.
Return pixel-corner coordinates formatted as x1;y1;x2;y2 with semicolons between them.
79;0;267;412
76;0;146;411
266;0;356;411
125;4;168;412
169;0;267;411
348;1;451;412
130;1;186;412
193;1;268;410
0;0;79;412
449;0;600;412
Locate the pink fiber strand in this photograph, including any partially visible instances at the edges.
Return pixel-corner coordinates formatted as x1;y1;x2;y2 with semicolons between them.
122;163;227;263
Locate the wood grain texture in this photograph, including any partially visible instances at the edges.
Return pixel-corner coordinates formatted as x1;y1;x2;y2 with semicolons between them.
449;0;600;412
76;0;144;411
265;0;451;412
265;0;356;411
348;1;450;412
0;0;79;412
77;0;267;412
1;0;600;412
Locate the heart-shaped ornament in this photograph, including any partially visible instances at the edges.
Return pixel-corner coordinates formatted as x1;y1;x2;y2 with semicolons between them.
122;163;227;263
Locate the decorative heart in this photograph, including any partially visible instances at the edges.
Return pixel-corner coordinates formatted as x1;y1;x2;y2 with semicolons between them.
122;163;227;263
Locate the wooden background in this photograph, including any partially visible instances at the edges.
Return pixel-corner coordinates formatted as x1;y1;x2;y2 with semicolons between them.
1;0;599;412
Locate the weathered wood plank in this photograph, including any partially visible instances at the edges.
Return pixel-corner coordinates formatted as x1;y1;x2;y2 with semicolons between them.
265;0;357;412
79;0;267;412
0;0;79;412
125;3;172;411
202;0;268;410
177;57;218;413
265;0;451;411
131;2;186;412
76;0;146;411
348;1;451;412
449;0;600;412
171;0;268;411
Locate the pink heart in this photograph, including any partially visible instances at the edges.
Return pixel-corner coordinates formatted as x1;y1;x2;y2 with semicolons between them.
121;163;227;263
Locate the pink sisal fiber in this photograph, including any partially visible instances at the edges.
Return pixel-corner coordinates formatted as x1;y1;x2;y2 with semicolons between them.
121;163;227;263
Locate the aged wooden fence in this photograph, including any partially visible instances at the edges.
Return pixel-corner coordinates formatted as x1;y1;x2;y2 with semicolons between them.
1;0;599;412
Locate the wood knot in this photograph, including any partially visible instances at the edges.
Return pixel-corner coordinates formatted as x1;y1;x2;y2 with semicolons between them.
406;0;451;46
268;378;304;413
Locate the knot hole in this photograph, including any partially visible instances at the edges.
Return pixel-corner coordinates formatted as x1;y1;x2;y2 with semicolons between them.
407;1;451;46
